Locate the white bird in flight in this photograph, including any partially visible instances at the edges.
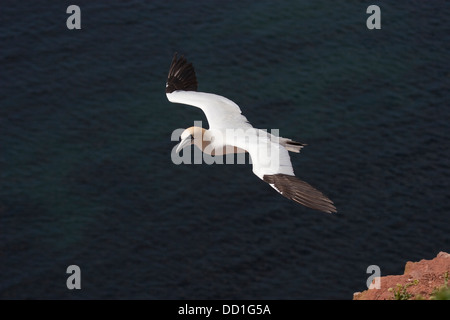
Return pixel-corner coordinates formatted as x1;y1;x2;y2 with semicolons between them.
166;54;336;213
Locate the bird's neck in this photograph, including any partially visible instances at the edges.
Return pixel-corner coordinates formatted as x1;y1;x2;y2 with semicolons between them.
189;127;212;155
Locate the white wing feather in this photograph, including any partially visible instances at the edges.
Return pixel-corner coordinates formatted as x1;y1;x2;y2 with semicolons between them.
167;90;296;179
231;132;295;179
166;91;253;130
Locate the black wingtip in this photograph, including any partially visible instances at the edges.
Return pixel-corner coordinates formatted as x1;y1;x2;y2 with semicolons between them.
166;53;198;93
263;174;337;214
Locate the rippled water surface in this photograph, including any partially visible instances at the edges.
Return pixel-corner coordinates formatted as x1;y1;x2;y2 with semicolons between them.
1;1;449;299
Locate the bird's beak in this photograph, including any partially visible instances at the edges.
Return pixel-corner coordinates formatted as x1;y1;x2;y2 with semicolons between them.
176;136;193;153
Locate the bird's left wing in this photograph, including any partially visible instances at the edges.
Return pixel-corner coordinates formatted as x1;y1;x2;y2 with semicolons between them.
242;136;337;213
166;54;252;130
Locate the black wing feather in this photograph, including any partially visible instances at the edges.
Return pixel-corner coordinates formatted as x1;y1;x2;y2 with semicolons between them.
166;53;198;93
263;174;337;213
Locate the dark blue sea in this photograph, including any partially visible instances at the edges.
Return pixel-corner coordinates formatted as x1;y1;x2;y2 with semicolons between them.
1;1;449;299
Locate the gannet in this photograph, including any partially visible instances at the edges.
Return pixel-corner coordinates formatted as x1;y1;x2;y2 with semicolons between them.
166;54;337;213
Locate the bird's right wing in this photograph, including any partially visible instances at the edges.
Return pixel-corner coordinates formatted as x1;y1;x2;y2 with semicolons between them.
166;54;252;130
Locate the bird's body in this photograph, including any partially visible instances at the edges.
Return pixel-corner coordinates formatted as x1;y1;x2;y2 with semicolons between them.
166;54;336;213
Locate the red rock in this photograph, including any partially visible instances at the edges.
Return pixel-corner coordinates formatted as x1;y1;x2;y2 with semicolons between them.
353;252;450;300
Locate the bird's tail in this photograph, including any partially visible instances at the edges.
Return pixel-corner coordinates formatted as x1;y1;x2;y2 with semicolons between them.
281;139;306;153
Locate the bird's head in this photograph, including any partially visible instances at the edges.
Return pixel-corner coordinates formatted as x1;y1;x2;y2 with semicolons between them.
176;126;209;153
